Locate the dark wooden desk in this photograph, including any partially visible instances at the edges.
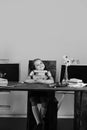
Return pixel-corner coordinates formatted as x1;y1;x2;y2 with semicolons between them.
0;82;86;130
0;82;58;130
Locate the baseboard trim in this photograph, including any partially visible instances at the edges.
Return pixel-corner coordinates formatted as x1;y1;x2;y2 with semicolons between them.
0;114;74;119
0;114;27;118
58;115;74;118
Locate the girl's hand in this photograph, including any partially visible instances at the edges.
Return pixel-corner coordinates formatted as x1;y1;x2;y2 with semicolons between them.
33;75;40;81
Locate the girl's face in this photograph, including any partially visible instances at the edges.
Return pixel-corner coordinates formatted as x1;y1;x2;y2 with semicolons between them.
34;60;45;70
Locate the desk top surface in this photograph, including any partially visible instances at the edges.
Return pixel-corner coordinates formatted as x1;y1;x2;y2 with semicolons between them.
0;82;87;92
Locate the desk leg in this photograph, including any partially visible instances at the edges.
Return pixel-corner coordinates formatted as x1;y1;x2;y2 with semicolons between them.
74;91;83;130
26;91;36;130
45;98;58;130
78;91;83;130
26;91;30;130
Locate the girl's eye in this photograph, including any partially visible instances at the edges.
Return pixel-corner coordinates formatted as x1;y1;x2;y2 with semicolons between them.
36;64;40;67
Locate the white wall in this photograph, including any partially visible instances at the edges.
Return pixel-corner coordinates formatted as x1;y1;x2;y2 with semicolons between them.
0;0;87;81
0;0;87;117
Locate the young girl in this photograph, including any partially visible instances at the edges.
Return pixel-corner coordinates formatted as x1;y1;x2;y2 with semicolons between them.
25;58;54;130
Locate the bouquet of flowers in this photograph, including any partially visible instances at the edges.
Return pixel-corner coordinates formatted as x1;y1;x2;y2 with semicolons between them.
62;55;80;86
63;55;80;66
62;55;70;85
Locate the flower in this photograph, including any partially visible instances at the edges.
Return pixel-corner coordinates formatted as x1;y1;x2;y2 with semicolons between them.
63;55;71;66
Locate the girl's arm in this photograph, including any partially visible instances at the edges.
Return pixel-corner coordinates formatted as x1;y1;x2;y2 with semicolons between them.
25;71;36;83
37;71;54;84
25;76;35;83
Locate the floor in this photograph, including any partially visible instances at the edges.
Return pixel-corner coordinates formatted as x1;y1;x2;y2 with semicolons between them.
0;117;73;130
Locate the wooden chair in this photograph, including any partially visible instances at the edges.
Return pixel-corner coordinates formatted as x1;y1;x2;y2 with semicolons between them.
27;60;58;130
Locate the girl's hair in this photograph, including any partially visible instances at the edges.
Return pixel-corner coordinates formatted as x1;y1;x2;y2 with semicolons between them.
33;58;42;64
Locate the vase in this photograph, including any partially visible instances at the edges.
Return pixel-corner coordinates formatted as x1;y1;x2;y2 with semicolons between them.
62;65;69;85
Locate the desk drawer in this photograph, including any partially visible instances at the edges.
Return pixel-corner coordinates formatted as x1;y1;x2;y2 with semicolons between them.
0;91;27;116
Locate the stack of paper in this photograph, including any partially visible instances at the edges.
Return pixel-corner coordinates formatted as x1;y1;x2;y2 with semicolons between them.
0;78;8;86
68;78;86;88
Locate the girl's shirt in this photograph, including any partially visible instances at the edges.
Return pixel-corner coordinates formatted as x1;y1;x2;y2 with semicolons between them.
29;70;52;80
